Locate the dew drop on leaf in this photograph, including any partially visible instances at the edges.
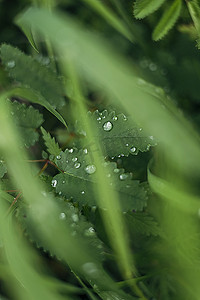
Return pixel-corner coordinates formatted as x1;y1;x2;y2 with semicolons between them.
59;212;66;220
112;116;118;121
72;157;78;162
81;191;85;194
103;121;113;131
7;60;15;68
56;155;61;160
85;227;95;236
51;179;57;187
119;174;128;180
130;146;137;153
114;168;119;173
82;262;100;278
74;162;81;169
85;165;96;174
83;148;88;154
69;149;74;153
71;214;79;222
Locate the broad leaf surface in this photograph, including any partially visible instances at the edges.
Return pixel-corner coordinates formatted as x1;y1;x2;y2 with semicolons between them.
76;110;157;158
53;148;147;211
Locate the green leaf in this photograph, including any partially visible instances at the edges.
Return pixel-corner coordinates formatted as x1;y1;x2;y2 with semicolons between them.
10;87;67;127
9;100;44;148
186;0;200;49
53;148;147;212
16;196;105;261
0;44;65;109
41;127;61;157
133;0;166;19
81;0;133;41
125;212;162;236
152;0;182;41
76;110;157;157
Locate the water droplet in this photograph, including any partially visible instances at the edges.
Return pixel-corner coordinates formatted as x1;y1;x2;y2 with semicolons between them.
59;212;66;220
97;117;101;121
119;174;128;180
85;165;96;174
123;114;127;121
72;157;77;162
125;143;129;147
149;135;154;140
59;191;62;195
139;128;143;131
56;155;61;160
82;262;100;278
62;180;65;184
149;62;157;72
130;147;137;153
69;149;74;153
112;116;118;121
51;179;57;187
103;121;113;132
83;148;88;154
81;191;85;194
85;227;95;236
7;60;15;68
114;168;119;173
71;214;79;222
107;173;111;178
74;162;81;169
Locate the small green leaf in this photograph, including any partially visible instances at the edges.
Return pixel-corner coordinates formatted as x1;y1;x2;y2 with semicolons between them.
76;110;157;158
0;44;65;109
133;0;166;19
9;100;44;148
186;0;200;48
152;0;182;41
41;127;61;157
125;212;162;236
53;149;147;212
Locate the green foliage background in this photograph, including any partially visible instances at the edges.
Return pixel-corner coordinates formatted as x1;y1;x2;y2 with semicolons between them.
0;0;200;299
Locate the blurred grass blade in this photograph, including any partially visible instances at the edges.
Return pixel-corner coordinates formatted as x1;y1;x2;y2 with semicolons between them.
0;200;67;300
15;18;39;52
81;0;134;41
63;60;147;299
152;0;182;41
